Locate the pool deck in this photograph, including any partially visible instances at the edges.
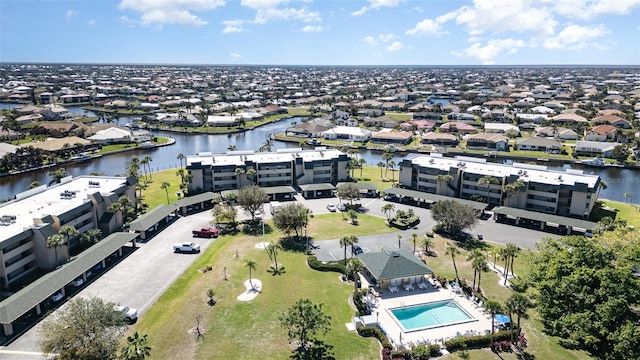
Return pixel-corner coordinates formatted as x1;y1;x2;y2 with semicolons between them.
367;284;493;349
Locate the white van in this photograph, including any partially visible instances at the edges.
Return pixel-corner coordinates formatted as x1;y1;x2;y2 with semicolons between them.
270;201;282;215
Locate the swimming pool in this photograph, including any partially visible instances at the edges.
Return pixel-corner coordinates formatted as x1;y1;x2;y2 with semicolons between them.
389;300;475;332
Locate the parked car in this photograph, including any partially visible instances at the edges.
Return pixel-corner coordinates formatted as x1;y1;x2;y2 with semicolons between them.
173;242;201;253
338;203;347;211
50;291;64;303
383;193;396;201
114;305;139;324
352;244;363;256
69;278;84;287
326;203;337;212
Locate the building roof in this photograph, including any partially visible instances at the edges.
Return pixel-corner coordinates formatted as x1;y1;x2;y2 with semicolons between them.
20;136;90;152
492;206;598;231
357;248;433;281
381;187;488;211
187;148;347;168
589;124;617;135
88;127;131;141
371;131;414;140
128;204;178;232
0;232;138;323
175;192;216;208
299;183;335;191
516;137;561;148
575;140;622;152
466;133;509;143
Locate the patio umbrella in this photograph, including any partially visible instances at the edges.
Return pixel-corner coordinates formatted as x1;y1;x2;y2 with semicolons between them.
494;314;510;324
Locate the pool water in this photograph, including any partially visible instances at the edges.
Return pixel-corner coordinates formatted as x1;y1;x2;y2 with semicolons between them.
390;300;474;331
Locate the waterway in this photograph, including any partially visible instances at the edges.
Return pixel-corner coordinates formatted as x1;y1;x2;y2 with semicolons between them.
1;104;638;204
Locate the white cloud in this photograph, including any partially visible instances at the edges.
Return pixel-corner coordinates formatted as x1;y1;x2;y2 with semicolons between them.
230;52;243;59
406;19;443;36
352;0;404;16
378;33;396;42
453;0;557;37
361;36;378;46
452;38;525;64
119;15;138;26
302;25;324;32
387;41;404;51
65;10;79;21
119;0;225;27
543;24;610;49
241;0;291;9
222;20;246;33
87;19;96;26
552;0;640;19
253;7;320;23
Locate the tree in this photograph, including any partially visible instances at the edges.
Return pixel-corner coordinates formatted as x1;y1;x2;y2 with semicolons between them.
624;192;632;204
502;179;524;206
339;235;357;264
611;144;631;163
59;225;79;259
467;249;488;291
141;155;153;182
411;232;418;253
335;183;360;205
48;167;69;185
376;161;385;179
265;241;284;274
237;185;266;222
46;234;64;266
272;202;311;240
382;151;393;178
388;160;396;182
397;234;402;249
505;293;532;338
279;299;332;355
244;258;257;289
530;236;640;359
206;288;216;306
344;259;364;294
484;299;503;344
119;332;152;360
446;244;461;281
431;200;478;236
160;182;171;204
27;181;41;189
176;153;185;168
347;209;358;224
80;228;102;247
421;236;433;255
381;203;395;222
38;296;126;360
358;158;366;178
477;175;499;204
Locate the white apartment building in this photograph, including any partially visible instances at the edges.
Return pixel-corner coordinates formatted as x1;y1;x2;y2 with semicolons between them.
186;148;351;194
0;176;136;289
398;154;601;218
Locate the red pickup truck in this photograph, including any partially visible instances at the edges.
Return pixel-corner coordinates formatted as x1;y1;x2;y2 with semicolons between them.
192;226;219;238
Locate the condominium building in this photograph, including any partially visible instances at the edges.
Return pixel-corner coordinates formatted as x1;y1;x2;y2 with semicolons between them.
186;148;351;194
398;154;601;218
0;176;136;289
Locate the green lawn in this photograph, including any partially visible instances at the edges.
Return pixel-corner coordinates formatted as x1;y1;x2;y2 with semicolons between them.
597;199;640;228
138;169;185;210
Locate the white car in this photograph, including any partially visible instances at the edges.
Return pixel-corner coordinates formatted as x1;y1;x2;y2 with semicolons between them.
114;305;139;324
50;291;64;303
326;203;337;212
69;278;84;287
338;203;347;211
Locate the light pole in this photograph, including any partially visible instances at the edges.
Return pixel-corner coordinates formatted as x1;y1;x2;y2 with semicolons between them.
304;226;308;254
376;311;379;325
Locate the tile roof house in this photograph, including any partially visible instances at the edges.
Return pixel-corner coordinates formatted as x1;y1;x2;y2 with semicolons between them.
322;126;372;142
584;124;617;142
552;112;588;124
420;132;459;146
370;131;414;145
536;126;579;140
592;115;631;128
465;133;509;151
439;121;478;134
399;120;435;131
516;137;562;153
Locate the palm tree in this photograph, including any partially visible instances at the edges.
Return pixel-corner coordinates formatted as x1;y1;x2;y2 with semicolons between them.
381;203;395;222
265;241;283;272
245;258;257;289
27;181;41;190
339;235;357;264
435;174;454;194
382;151;393;178
468;249;488;291
502;179;524;206
506;293;533;337
411;232;418;253
120;332;152;360
59;226;79;259
176;153;185;168
227;145;237;151
206;288;216;305
345;259;364;294
503;243;520;284
484;299;503;344
48;168;69;185
376;161;385;179
446;244;461;281
160;182;171;204
421;236;433;255
142;155;153;182
477;175;499;204
388;160;396;182
46;234;64;266
358;158;366;178
467;249;483;290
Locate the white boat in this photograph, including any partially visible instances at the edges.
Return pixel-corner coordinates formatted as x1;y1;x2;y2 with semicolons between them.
580;158;605;167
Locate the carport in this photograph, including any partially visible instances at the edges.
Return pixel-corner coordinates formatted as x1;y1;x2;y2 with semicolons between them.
338;182;379;198
299;183;335;199
491;206;599;234
128;204;178;240
262;186;297;201
0;232;138;337
175;192;216;215
381;187;487;211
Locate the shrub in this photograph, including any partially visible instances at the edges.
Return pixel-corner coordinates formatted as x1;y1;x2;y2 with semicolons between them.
445;329;518;352
390;349;411;359
353;290;369;316
427;344;441;357
509;276;529;293
357;325;393;350
307;256;346;273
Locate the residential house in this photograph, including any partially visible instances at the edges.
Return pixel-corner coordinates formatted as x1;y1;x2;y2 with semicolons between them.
363;116;398;129
39;92;54;104
0;142;19;157
439;121;478;134
447;112;476;121
592;115;631;128
207;115;239;127
465;133;509;151
412;112;442;121
552;112;588;124
31;122;81;138
516;137;562;153
574;140;623;158
322;126;372;142
420;132;459;146
536;126;578;140
584;124;617;142
286;122;332;138
516;113;548;124
39;105;71;121
370;131;414;145
484;123;520;135
399;120;435;132
15;113;43;125
60;94;91;103
88;127;133;144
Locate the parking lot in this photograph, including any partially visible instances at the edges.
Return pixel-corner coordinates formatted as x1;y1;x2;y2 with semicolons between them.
0;194;556;359
0;212;216;360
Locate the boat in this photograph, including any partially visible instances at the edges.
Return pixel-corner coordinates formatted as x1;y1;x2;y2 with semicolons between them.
139;142;155;149
69;154;92;162
579;158;606;167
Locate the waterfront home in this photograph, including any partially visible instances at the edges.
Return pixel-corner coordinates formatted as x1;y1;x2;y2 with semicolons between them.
420;132;459;146
370;131;414;145
285;121;332;138
584;124;617;142
88;127;133;144
516;137;562;153
592;115;631;128
483;123;519;135
574;140;623;158
399;120;435;132
535;126;578;140
322;126;372;142
439;121;478;134
207;115;239;127
465;133;509;151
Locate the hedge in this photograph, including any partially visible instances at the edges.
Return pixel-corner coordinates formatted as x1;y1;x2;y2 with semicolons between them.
357;325;393;350
444;329;519;352
307;256;346;273
389;216;420;229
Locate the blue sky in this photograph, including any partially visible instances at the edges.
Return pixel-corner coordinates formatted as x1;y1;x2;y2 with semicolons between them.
1;0;639;65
